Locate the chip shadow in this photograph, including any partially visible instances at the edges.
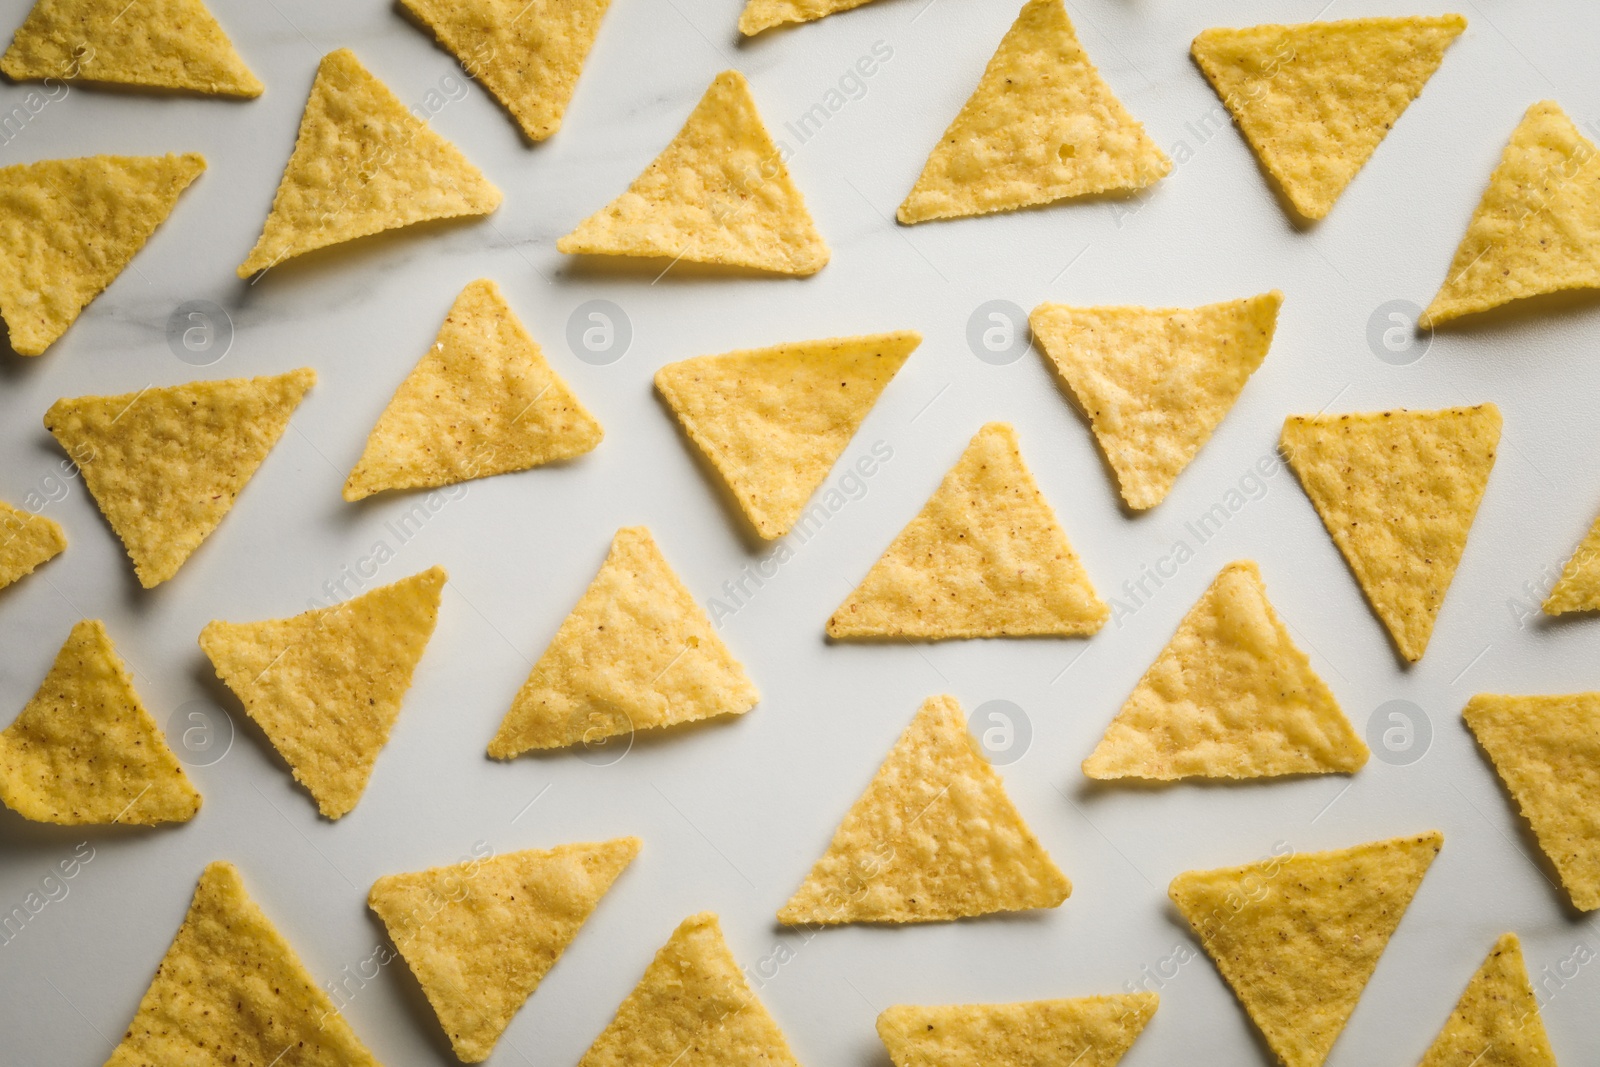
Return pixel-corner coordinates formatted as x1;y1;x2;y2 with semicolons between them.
1421;286;1600;335
560;252;805;282
1460;720;1590;921
360;907;461;1061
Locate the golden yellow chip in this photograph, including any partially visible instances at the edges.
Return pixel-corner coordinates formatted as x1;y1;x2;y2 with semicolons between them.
739;0;874;35
238;48;502;277
370;837;640;1062
45;368;314;588
0;499;65;590
1170;831;1441;1067
1191;16;1464;221
1030;292;1281;510
898;0;1169;224
1423;101;1600;327
578;912;802;1067
1280;405;1500;662
1463;692;1600;911
829;422;1107;639
2;0;261;96
1418;934;1559;1067
345;279;602;501
0;152;203;356
878;994;1157;1067
490;527;758;757
1084;561;1367;781
398;0;613;141
0;619;199;825
655;331;919;539
106;861;381;1067
780;694;1069;925
557;70;829;275
200;566;445;819
1543;508;1600;614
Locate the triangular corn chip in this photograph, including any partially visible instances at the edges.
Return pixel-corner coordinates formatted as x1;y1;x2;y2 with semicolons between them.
238;48;501;277
779;694;1070;924
557;70;829;275
0;620;199;825
398;0;613;140
489;527;758;756
1084;561;1367;781
828;422;1107;639
897;0;1170;224
1191;16;1464;221
0;152;203;356
1463;692;1600;911
877;994;1157;1067
1423;101;1600;327
106;861;381;1067
370;837;640;1062
1170;831;1441;1067
655;331;919;539
739;0;875;36
0;500;65;590
1030;291;1281;509
199;566;445;819
44;368;314;588
1418;934;1559;1067
1543;508;1600;614
2;0;261;96
344;279;602;501
1280;405;1500;662
578;912;802;1067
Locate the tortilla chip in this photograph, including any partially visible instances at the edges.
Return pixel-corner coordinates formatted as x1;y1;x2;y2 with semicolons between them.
2;0;261;96
877;994;1157;1067
577;912;802;1067
1085;561;1367;781
0;152;203;356
828;422;1107;639
344;279;602;501
1170;831;1441;1067
655;331;919;539
238;48;501;277
1423;101;1600;327
0;619;199;825
739;0;875;36
489;527;758;757
369;837;640;1062
779;694;1069;925
0;499;65;590
1543;508;1600;614
44;368;314;588
1280;405;1500;662
398;0;613;141
1191;16;1465;221
1031;292;1281;509
106;861;381;1067
1463;692;1600;911
897;0;1170;224
1418;934;1559;1067
557;70;829;275
199;566;445;819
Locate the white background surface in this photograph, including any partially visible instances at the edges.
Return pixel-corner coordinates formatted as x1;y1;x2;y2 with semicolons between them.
1;0;1599;1063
